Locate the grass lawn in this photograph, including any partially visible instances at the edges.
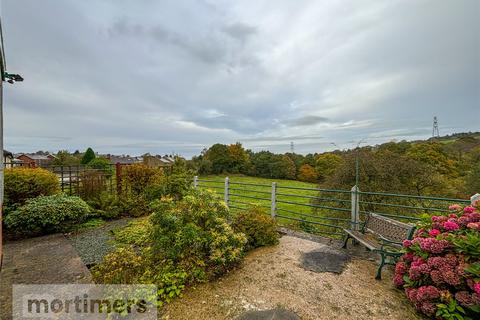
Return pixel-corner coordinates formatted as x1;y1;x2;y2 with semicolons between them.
198;175;351;237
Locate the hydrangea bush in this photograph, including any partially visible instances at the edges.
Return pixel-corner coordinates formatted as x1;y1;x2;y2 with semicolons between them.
394;203;480;319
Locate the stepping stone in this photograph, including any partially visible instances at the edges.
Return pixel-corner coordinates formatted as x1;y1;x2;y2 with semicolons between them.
237;308;300;320
301;246;351;274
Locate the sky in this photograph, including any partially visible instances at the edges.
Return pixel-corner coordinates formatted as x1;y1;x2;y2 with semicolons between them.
1;0;479;158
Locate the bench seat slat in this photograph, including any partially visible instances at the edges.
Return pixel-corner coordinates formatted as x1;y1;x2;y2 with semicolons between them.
343;229;379;251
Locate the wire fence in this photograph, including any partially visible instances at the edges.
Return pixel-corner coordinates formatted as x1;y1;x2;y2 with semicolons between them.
194;176;475;238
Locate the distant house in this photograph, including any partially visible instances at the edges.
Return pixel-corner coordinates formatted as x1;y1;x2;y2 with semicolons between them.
2;150;22;168
17;154;55;167
143;154;175;168
3;150;13;166
107;155;143;165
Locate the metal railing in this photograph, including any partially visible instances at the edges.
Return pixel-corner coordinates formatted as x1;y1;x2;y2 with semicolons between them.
194;176;477;238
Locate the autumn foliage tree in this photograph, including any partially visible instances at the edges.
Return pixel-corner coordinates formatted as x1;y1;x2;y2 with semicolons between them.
227;143;249;173
297;164;318;183
315;153;343;181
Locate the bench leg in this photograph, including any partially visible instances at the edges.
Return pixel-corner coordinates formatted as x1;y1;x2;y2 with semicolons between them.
376;253;385;280
342;234;350;249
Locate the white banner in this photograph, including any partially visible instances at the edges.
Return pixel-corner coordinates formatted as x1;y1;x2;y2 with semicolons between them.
12;284;158;319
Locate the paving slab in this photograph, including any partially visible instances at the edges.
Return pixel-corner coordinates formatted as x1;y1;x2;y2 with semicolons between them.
0;234;93;320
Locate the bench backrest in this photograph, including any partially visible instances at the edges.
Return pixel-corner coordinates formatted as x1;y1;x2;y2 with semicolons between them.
364;213;415;243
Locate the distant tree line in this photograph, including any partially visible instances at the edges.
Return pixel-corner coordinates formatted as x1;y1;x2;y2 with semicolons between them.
189;134;480;198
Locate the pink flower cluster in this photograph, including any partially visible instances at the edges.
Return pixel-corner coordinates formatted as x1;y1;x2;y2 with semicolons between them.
427;255;464;287
394;203;480;318
455;291;480;308
405;286;440;316
411;237;450;254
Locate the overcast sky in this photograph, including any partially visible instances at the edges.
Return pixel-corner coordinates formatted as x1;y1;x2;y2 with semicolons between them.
2;0;479;157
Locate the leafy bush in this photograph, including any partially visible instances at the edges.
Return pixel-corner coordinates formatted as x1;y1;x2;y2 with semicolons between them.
91;246;144;283
87;191;122;219
4;194;91;236
118;161;193;217
121;164;164;196
119;195;152;217
127;159;193;201
91;246;187;306
394;204;480;319
163;158;194;200
87;157;113;175
79;171;108;200
150;190;247;282
232;206;278;250
4;167;60;211
113;217;152;247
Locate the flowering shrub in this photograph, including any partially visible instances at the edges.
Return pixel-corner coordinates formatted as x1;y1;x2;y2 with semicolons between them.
394;203;480;319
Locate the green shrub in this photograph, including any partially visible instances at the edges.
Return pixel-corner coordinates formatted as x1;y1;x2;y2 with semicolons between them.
91;246;146;284
121;164;165;196
86;157;114;175
232;206;279;250
150;190;246;281
78;171;108;200
4;194;91;236
119;195;152;217
4;167;60;211
163;159;194;200
113;217;152;247
91;246;187;305
87;191;122;219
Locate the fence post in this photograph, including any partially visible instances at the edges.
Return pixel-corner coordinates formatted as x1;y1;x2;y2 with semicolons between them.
60;166;64;192
68;166;72;196
115;163;122;196
471;193;480;206
351;185;360;230
224;177;229;207
271;182;277;219
193;176;198;189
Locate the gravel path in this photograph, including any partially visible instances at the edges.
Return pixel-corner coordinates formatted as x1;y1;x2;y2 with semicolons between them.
163;235;420;320
66;218;131;266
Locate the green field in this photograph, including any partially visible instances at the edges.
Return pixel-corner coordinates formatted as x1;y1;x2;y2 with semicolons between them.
197;175;352;236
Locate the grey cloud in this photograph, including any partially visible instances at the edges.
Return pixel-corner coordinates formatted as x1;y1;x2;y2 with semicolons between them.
242;135;324;142
222;22;257;41
284;115;330;127
107;18;256;65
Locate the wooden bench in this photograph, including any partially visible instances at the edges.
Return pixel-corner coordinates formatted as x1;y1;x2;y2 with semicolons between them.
342;212;415;279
